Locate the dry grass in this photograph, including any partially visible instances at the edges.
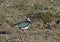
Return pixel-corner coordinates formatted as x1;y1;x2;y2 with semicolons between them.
0;0;60;42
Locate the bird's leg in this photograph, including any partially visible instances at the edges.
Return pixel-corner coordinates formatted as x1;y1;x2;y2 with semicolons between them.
21;29;24;32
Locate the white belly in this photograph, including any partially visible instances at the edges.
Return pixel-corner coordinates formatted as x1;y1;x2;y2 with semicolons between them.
21;25;30;29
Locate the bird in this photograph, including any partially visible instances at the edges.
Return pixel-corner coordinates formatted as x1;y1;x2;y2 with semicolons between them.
13;18;31;31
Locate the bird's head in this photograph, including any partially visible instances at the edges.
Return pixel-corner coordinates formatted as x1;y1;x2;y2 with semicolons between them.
26;18;31;23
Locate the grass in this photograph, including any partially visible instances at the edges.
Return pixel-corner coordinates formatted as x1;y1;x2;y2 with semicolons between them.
0;0;60;42
54;12;60;18
39;12;53;22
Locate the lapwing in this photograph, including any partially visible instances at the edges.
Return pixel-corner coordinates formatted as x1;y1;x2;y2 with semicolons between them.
13;18;31;31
